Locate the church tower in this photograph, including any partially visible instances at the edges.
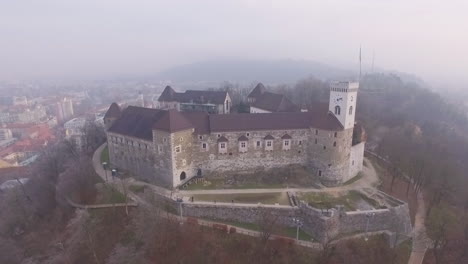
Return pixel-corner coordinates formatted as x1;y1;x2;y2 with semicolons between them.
328;81;359;130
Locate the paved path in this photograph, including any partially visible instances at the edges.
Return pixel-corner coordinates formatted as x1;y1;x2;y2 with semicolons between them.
179;157;379;196
408;191;429;264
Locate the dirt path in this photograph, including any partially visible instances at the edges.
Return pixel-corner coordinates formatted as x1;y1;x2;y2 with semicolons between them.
407;191;429;264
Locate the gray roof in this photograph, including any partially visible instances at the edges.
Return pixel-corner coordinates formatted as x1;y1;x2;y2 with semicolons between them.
107;104;343;140
158;86;228;105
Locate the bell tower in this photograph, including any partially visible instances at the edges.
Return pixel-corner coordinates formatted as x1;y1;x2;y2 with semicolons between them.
328;81;359;130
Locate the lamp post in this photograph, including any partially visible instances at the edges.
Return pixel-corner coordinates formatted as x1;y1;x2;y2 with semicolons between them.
292;218;303;240
111;168;117;181
102;162;108;182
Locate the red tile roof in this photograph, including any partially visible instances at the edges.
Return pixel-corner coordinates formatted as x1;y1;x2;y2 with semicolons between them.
152;110;194;133
106;104;343;140
238;135;249;141
104;102;121;119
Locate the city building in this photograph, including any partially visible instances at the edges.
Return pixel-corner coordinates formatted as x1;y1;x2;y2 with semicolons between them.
157;86;231;114
55;97;74;122
64;117;86;149
105;81;365;188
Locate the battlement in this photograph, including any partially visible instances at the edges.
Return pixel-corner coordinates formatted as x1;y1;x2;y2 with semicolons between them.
330;81;359;91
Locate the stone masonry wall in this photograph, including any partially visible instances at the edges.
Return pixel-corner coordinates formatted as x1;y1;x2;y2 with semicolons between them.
191;129;309;177
107;132;160;184
346;142;365;182
307;128;354;186
173;198;412;243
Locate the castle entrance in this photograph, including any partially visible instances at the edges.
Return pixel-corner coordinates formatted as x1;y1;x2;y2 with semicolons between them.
180;171;186;180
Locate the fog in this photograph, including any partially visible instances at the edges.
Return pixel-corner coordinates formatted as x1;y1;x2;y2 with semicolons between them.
1;0;467;85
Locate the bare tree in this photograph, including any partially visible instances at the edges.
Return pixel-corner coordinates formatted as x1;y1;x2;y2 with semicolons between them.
257;208;280;245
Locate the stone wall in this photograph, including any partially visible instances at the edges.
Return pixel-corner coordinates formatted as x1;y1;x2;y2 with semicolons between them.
107;133;162;185
181;202;298;227
338;201;412;237
173;198;412;243
346;142;365;182
307;128;354;186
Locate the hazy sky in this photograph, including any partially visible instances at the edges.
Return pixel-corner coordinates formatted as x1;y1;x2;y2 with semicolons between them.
1;0;467;84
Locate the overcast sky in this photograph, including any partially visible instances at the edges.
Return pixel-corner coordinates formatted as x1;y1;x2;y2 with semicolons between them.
1;0;467;85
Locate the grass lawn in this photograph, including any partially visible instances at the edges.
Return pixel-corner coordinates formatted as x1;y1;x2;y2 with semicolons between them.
192;192;290;205
101;145;109;164
343;172;363;185
298;190;380;211
212;219;314;241
184;178;285;190
96;184;127;204
129;184;146;193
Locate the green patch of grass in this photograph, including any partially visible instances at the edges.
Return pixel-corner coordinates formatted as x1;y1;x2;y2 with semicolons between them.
101;145;109;164
99;185;126;204
350;190;381;208
192;192;290;205
300;191;381;211
300;192;355;211
129;185;146;193
343;172;363;185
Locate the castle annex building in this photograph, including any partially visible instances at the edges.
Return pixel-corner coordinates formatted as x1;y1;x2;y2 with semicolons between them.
105;81;365;189
248;83;300;113
157;86;231;114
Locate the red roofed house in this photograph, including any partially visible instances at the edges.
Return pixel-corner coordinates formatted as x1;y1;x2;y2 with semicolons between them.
105;81;365;188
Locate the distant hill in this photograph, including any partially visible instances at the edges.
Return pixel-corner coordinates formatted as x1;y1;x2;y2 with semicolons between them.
154;59;354;84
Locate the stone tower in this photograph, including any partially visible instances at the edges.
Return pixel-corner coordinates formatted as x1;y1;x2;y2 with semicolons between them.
328;81;359;129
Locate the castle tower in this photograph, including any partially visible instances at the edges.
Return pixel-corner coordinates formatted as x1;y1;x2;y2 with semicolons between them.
328;81;359;130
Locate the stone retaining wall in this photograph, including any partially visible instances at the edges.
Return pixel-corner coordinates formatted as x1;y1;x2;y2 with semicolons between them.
172;197;412;243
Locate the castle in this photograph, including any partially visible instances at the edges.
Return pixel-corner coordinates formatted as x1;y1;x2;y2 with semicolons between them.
104;81;365;188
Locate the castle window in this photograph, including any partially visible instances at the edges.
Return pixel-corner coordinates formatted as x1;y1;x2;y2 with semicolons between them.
217;134;221;138
175;146;181;153
199;135;203;140
265;140;273;151
323;146;326;150
283;140;291;150
158;145;163;154
335;105;341;115
219;142;227;154
298;140;302;145
202;143;207;149
163;138;167;143
246;132;250;137
318;170;322;177
333;142;337;147
315;129;318;135
256;141;261;147
349;106;353;115
239;141;247;153
334;132;337;138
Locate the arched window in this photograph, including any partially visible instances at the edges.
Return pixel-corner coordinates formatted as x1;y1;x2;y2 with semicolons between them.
349;106;353;115
334;105;341;115
180;171;186;180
